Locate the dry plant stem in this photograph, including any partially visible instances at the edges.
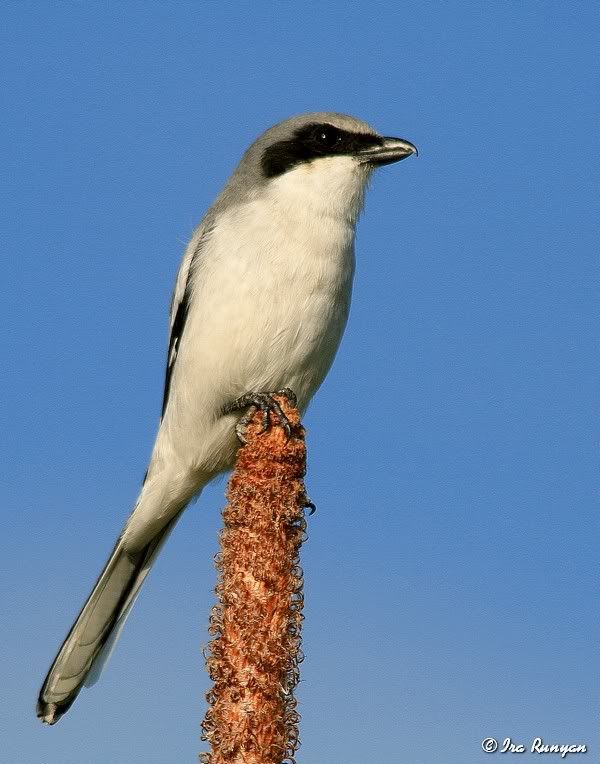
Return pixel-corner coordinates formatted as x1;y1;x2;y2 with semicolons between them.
201;396;307;764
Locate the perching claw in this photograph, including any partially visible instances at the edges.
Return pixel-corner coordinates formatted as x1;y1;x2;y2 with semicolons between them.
223;388;298;444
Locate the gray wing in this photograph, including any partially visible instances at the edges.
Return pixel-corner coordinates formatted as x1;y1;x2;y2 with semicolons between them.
160;220;212;419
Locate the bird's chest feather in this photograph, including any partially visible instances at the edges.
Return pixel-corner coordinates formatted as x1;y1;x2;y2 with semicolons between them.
188;195;356;405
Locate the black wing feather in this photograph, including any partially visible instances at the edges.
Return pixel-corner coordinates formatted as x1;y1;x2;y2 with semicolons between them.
160;221;214;421
160;284;191;419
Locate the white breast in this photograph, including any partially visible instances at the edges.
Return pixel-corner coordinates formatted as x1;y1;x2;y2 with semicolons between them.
159;156;370;473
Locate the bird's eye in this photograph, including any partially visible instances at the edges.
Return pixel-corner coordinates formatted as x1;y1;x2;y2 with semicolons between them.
315;126;341;148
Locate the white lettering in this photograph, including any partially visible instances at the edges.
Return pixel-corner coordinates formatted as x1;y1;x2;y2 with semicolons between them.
501;737;526;753
529;738;587;757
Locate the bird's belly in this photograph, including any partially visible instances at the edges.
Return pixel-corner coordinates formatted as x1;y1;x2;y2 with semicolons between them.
191;215;353;400
250;287;349;408
160;209;354;474
195;277;349;408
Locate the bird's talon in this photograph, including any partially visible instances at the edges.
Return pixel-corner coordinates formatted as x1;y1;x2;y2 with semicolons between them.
224;390;297;443
277;388;297;407
230;403;259;444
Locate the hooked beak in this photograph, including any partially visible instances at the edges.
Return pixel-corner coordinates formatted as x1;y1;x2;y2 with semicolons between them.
359;136;418;166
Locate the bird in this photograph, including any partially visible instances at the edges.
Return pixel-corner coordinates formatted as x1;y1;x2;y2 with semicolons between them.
37;112;417;725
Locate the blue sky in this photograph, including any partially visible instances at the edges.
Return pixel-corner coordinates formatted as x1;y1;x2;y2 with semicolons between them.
2;2;598;762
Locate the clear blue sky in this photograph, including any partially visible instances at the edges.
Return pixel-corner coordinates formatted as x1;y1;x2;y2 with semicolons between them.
2;3;597;762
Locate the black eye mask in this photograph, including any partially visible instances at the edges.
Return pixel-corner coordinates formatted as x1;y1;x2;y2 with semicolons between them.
261;123;384;178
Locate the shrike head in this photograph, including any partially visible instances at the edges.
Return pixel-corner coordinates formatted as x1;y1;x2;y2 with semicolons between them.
221;112;417;223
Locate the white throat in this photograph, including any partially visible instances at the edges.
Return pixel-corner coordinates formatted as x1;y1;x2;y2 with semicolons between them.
267;155;371;224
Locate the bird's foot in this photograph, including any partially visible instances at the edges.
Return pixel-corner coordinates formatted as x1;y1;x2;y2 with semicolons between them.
223;388;297;444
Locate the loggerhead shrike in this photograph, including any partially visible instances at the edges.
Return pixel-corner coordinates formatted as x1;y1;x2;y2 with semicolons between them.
37;112;417;724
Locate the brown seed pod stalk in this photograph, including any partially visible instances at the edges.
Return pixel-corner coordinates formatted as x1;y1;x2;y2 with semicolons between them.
201;396;308;764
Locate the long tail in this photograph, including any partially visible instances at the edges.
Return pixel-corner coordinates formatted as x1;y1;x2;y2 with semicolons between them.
36;514;180;725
